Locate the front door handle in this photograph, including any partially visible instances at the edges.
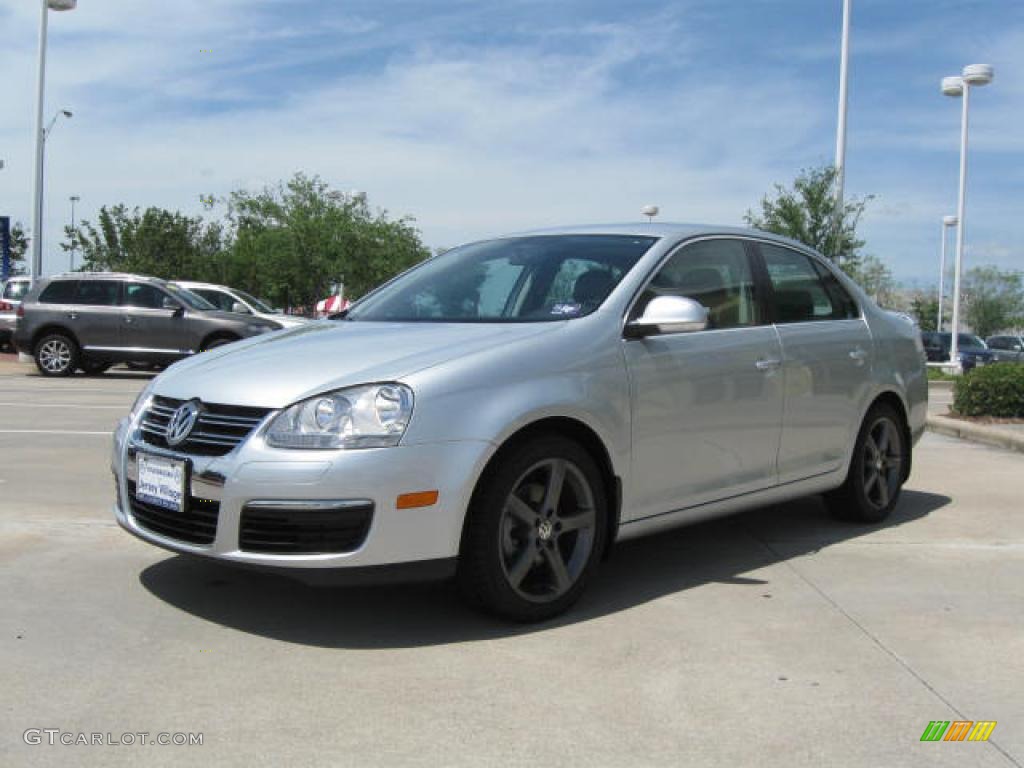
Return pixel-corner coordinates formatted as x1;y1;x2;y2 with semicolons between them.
66;312;78;320
123;316;134;324
755;358;781;372
849;347;869;365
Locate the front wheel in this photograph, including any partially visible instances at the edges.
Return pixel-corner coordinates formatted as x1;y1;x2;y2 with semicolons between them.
34;333;79;377
458;436;607;621
827;403;907;523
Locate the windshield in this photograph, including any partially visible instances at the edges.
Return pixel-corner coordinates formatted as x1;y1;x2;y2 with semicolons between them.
165;284;216;311
959;334;986;349
926;333;987;351
347;235;657;323
233;288;276;314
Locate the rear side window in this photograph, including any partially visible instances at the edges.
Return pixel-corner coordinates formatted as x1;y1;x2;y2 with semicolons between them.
39;280;78;304
761;244;843;323
74;280;120;306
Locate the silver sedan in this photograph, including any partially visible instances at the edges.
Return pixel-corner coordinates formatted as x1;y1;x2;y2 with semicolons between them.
112;224;927;621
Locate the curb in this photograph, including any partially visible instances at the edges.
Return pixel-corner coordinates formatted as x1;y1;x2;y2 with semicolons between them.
927;380;954;391
926;413;1024;455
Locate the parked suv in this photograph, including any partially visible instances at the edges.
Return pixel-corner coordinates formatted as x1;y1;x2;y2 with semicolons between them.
920;331;994;371
0;276;32;350
14;273;282;377
985;334;1024;363
172;281;309;328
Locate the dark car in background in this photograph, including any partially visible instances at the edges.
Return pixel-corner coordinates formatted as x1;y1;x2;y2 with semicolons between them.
920;331;994;371
14;273;282;377
985;335;1024;363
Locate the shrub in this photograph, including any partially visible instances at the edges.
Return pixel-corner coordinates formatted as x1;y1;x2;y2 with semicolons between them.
953;364;1024;418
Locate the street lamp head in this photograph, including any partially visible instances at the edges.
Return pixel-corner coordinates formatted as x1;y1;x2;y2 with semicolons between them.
941;76;964;97
61;109;72;118
47;0;77;10
70;195;80;202
962;64;994;86
943;215;958;227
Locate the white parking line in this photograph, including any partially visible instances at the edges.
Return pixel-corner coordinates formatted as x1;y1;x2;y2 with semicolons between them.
0;402;126;409
0;430;110;435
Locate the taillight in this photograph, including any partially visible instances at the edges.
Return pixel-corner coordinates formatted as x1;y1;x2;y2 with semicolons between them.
0;301;9;311
16;304;25;318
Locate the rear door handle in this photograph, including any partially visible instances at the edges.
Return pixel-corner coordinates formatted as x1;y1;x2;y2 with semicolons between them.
849;347;869;365
123;316;134;324
66;312;78;320
755;358;781;372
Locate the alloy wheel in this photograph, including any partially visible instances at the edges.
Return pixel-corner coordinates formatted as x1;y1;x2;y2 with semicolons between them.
498;458;597;603
862;417;902;511
39;339;72;374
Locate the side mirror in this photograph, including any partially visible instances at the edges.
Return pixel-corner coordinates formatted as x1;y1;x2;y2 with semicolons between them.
625;295;709;339
162;297;184;316
231;301;251;315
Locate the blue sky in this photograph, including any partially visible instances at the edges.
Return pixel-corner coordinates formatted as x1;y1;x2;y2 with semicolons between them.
0;0;1020;283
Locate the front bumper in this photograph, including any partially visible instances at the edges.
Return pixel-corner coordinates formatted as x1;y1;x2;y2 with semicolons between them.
112;414;491;578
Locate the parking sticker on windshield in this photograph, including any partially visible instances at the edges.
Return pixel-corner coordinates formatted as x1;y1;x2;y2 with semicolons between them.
551;303;582;317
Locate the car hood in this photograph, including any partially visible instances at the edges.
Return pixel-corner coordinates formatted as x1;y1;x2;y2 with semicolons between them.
151;320;560;409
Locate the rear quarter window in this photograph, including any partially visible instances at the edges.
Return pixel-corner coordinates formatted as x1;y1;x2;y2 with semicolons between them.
39;280;78;304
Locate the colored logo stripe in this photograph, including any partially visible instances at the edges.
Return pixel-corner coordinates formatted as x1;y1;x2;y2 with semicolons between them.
921;721;996;742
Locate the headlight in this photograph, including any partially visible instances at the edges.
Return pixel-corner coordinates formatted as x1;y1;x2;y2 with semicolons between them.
265;383;414;450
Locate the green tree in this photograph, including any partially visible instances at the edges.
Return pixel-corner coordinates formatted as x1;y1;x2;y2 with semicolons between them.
744;165;873;273
909;294;940;332
848;254;897;307
962;266;1024;339
4;221;29;275
67;205;225;280
223;173;429;310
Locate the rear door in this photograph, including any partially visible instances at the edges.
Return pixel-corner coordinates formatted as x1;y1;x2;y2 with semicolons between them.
755;243;873;483
69;280;122;351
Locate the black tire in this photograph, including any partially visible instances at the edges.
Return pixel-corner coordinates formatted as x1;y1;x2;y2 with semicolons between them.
34;333;79;377
457;436;607;622
827;403;907;523
80;361;111;376
200;335;238;352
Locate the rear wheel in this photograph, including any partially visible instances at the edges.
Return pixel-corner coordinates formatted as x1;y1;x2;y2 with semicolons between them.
827;403;907;523
34;333;78;377
458;436;607;621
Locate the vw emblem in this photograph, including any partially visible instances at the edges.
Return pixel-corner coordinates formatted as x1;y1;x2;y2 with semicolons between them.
165;401;201;447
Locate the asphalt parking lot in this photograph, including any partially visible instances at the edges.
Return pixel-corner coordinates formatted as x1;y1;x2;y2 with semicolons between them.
1;355;1021;767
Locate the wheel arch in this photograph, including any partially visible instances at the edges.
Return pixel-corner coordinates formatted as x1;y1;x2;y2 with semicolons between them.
198;331;240;352
465;416;622;560
31;324;80;352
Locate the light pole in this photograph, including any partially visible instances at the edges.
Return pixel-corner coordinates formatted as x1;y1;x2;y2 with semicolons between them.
29;0;78;286
936;215;957;332
68;195;80;271
942;64;994;370
833;0;852;262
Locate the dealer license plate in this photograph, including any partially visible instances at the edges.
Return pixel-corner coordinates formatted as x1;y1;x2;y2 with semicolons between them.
136;453;187;512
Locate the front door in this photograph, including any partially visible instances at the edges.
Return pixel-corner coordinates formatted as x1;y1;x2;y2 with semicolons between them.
623;238;784;521
120;282;190;354
757;243;874;483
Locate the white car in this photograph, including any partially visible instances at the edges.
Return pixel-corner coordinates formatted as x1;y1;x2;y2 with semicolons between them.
173;281;309;329
0;276;32;350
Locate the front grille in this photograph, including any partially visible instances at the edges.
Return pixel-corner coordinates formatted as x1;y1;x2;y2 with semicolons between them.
140;396;271;456
126;480;220;545
240;503;373;555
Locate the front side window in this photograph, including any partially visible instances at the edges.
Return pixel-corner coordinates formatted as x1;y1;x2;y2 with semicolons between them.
38;280;77;304
347;235;656;323
632;238;760;330
761;245;842;323
123;283;167;309
74;280;119;306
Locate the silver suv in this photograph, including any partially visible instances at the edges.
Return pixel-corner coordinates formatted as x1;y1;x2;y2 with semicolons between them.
15;273;282;376
112;225;927;621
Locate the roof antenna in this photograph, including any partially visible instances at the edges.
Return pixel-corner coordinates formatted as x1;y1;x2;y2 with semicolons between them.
641;205;659;222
